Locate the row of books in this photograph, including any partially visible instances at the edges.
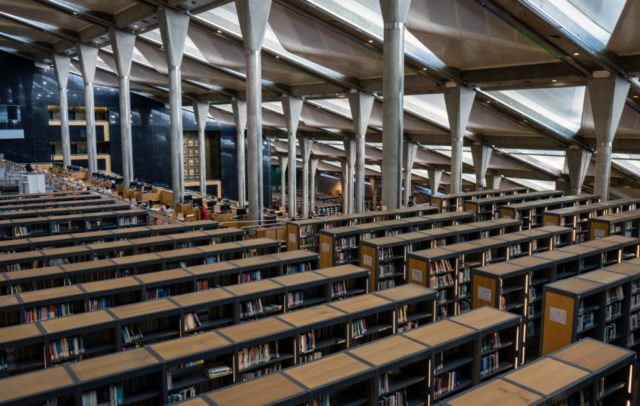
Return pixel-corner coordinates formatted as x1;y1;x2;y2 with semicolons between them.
606;285;624;304
14;226;47;238
577;311;596;333
50;336;85;361
241;298;264;318
429;274;454;289
397;303;417;324
286;262;312;274
241;271;261;283
433;369;461;397
379;247;395;261
458;285;468;298
605;302;622;321
481;332;502;352
313;394;329;406
429;260;453;276
335;251;356;264
332;281;348;297
480;353;499;376
300;331;316;354
204;255;220;264
457;300;471;313
239;363;281;382
604;323;618;342
554;389;589;406
81;384;124;406
377;279;396;290
302;351;322;363
168;387;196;404
288;290;304;307
147;287;170;300
458;267;470;283
122;324;144;343
379;264;397;277
352;318;368;338
379;390;408;406
1;264;22;272
238;341;280;370
118;216;143;226
184;313;202;332
204;364;231;378
25;303;73;322
335;236;357;250
630;314;640;331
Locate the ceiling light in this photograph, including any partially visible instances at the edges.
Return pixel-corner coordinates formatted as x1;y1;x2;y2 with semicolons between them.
635;95;639;99
217;30;222;34
368;40;373;43
73;11;78;15
486;100;491;103
275;55;280;58
134;25;138;28
552;79;557;82
573;52;580;56
423;68;427;71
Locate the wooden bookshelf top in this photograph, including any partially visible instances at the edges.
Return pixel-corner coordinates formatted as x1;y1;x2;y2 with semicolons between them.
235;238;278;247
578;269;628;285
517;229;550;238
552;339;632;372
444;242;487;254
504;358;589;396
0;251;43;262
509;256;554;268
126;236;170;245
558;245;600;255
274;271;327;287
41;310;115;334
205;227;244;237
475;262;524;277
422;228;457;237
548;277;602;294
169;231;208;241
111;298;178;320
348;335;427;366
270;250;318;261
446;378;544;406
278;305;346;327
232;256;280;267
185;261;239;276
467;238;507;248
378;219;408;227
207;373;305;406
173;398;209;406
535;250;579;261
70;348;159;382
69;230;114;239
219;318;292;343
582;240;620;250
112;253;161;266
81;277;141;293
328;294;391;314
49;214;86;221
87;240;135;250
368;236;402;246
602;235;638;244
19;285;83;304
319;225;358;235
170;287;234;308
394;232;431;242
62;258;114;272
494;233;530;243
605;262;640;277
537;225;571;233
196;242;241;253
45;246;92;256
374;284;435;302
491;218;524;226
404;320;475;346
135;268;192;284
0;368;75;403
411;247;457;260
283;353;370;389
224;279;283;296
0;294;19;308
4;265;63;280
150;330;231;361
147;223;185;231
445;224;477;233
28;235;74;243
314;264;368;279
352;223;386;231
0;323;43;344
157;247;203;259
451;307;519;330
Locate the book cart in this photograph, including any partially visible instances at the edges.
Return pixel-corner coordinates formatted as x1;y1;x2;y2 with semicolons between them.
0;202;131;220
465;191;565;222
589;209;640;240
438;339;635;406
498;194;600;230
430;187;528;213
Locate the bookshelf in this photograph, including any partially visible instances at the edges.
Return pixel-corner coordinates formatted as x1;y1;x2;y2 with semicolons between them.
0;191;92;201
465;191;565;222
0;202;130;220
498;194;600;229
429;212;475;227
437;378;546;406
318;224;387;268
0;197;118;214
589;208;640;240
0;193;102;208
360;236;406;292
430;187;529;213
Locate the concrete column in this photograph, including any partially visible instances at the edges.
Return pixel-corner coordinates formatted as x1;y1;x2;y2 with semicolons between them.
427;167;443;196
300;138;312;217
403;141;418;206
157;8;190;206
348;90;375;213
52;54;71;168
193;101;209;194
486;174;502;190
281;95;304;218
340;161;348;213
371;177;379;209
310;157;319;215
278;154;288;209
343;138;356;214
588;74;630;201
444;83;476;193
109;28;136;188
237;0;273;232
379;0;411;210
566;147;592;195
77;44;99;176
470;143;492;191
231;99;248;207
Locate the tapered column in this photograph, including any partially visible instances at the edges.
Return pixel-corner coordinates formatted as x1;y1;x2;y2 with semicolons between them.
343;138;356;214
403;141;418;206
77;44;99;176
157;8;190;205
565;146;592;195
371;177;379;209
310;158;319;215
300;138;312;218
379;0;411;210
109;28;136;188
348;90;375;213
278;154;288;208
52;54;71;168
428;167;443;196
486;174;502;190
588;74;630;201
471;143;492;191
231;99;248;206
281;95;304;218
444;83;476;194
193;101;209;194
237;0;272;232
340;161;348;213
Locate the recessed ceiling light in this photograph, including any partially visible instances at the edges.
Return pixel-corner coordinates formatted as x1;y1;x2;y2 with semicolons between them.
423;67;427;71
217;30;222;34
275;55;280;58
486;100;491;103
573;52;580;56
368;40;373;43
134;25;138;28
635;95;639;98
73;11;78;15
524;119;528;122
552;79;557;82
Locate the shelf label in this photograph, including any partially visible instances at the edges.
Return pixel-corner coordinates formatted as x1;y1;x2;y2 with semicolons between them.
594;229;605;239
322;243;330;253
549;307;566;325
411;268;423;283
363;255;372;266
477;286;492;302
289;233;296;243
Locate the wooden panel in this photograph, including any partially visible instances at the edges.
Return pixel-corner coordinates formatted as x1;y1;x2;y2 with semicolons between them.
150;331;231;361
473;275;497;311
464;202;477;218
329;294;391;314
0;323;43;345
348;335;427;366
404;320;475;346
541;292;575;356
207;373;304;406
223;280;282;296
41;311;115;334
542;214;560;227
284;353;370;389
0;368;75;403
453;306;517;330
219;318;292;343
81;277;141;293
505;358;588;395
277;305;346;327
71;348;159;381
360;245;377;292
374;284;432;302
19;285;83;304
275;271;326;287
170;288;234;308
590;221;610;240
447;378;543;406
319;233;334;269
407;257;428;288
110;299;177;319
552;339;631;372
287;223;298;252
256;225;286;241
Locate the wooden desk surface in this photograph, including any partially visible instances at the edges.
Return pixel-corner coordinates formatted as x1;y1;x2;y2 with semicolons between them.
284;353;370;389
314;264;367;279
81;277;141;293
348;335;427;366
110;298;178;320
476;262;524;277
552;339;631;372
170;288;234;308
452;307;519;330
548;277;602;294
41;310;115;334
223;279;283;296
505;358;589;395
219;318;292;343
374;284;433;302
275;271;327;287
185;262;239;276
20;285;84;304
510;256;554;268
605;262;640;277
150;331;231;361
0;368;75;403
329;294;391;314
70;348;159;382
447;378;543;406
135;269;192;284
404;320;475;347
0;323;43;345
278;305;346;327
207;373;305;406
579;269;628;285
112;253;161;266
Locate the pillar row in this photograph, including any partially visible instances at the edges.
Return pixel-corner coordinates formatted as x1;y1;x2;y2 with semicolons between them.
486;173;502;190
565;147;592;196
343;138;356;214
278;154;288;209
